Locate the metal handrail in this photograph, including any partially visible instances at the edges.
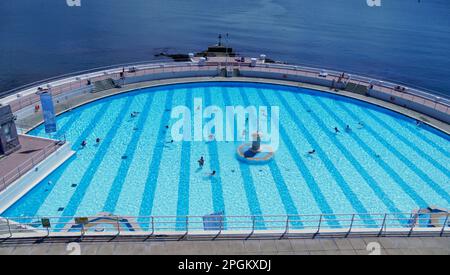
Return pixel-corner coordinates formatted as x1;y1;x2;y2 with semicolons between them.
0;212;430;220
253;63;450;106
1;212;447;239
0;59;179;97
0;140;63;192
258;60;450;101
2;60;449;109
0;63;216;111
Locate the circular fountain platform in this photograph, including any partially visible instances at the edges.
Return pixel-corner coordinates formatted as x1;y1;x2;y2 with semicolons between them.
236;143;275;164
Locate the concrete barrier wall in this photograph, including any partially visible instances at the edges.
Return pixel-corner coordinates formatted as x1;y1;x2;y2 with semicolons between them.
368;89;450;123
123;70;218;85
14;85;94;122
5;62;449;127
239;70;347;89
53;85;94;104
239;69;448;124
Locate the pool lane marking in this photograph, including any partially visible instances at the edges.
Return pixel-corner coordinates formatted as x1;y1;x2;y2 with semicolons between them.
139;90;175;220
211;87;252;219
222;88;266;230
103;92;156;213
238;87;339;228
175;89;192;231
203;87;226;214
54;111;81;139
264;158;304;228
241;88;304;229
30;101;113;217
56;97;135;229
307;95;414;221
336;101;450;204
70;101;114;149
363;108;450;177
268;89;377;227
406;124;449;159
342;92;450;154
401;123;450;157
2;157;75;218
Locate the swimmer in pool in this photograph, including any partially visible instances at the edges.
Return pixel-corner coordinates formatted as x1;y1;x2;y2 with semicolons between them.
334;127;340;134
198;156;205;168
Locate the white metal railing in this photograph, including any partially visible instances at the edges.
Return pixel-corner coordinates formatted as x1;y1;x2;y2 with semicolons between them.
0;61;208;112
0;212;448;239
0;59;181;98
1;60;449;123
253;62;450;106
256;61;450;103
0;59;450;137
0;139;64;192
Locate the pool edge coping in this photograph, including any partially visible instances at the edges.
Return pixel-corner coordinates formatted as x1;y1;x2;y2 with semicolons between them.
0;142;76;214
17;76;450;136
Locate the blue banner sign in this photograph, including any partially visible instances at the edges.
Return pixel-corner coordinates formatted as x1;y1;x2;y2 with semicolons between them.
39;91;57;134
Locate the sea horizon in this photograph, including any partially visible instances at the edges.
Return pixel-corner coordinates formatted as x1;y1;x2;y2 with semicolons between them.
1;0;449;97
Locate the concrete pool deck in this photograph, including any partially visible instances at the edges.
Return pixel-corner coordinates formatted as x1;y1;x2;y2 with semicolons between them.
0;236;448;255
0;135;64;191
14;76;450;135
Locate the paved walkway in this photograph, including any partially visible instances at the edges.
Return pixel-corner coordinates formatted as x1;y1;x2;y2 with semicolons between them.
0;135;62;190
0;237;448;255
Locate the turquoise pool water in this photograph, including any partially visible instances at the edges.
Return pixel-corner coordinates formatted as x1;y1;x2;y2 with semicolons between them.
2;82;450;230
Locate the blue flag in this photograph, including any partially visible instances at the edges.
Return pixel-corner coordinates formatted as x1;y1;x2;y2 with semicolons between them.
39;91;57;134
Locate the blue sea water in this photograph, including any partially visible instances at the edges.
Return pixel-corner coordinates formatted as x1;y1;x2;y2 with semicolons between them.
0;0;450;96
2;82;449;230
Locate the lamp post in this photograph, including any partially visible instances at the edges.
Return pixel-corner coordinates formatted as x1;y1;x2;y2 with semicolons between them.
225;33;229;76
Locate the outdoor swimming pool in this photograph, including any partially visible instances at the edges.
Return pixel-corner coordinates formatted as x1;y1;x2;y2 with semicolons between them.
2;82;450;230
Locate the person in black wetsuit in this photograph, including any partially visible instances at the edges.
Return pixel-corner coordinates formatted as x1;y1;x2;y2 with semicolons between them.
198;156;205;168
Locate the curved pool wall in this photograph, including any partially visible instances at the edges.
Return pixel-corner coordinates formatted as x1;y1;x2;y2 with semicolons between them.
1;81;449;232
1;59;449;132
